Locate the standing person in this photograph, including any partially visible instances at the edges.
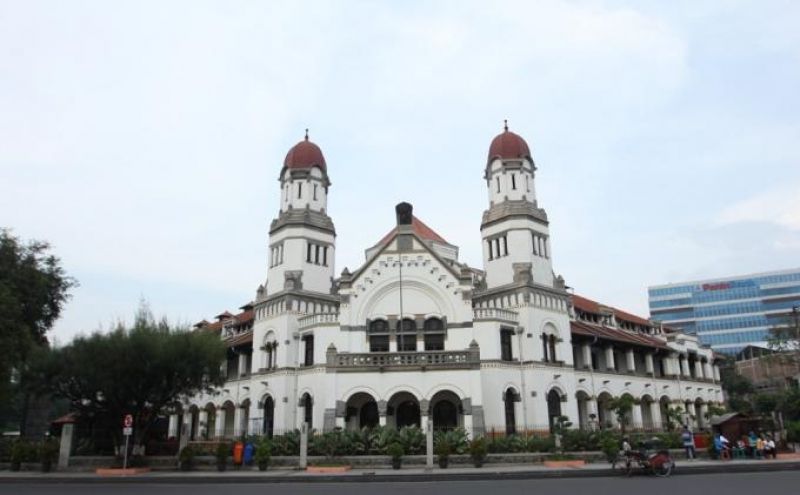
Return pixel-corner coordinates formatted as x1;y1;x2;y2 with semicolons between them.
764;436;777;459
682;425;696;460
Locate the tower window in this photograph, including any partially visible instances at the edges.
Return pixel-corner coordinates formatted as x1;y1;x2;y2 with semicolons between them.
298;183;303;199
323;246;328;266
307;243;313;262
487;239;494;260
314;245;320;264
526;175;530;192
500;328;514;361
302;334;314;366
503;236;508;256
496;176;500;193
511;174;516;190
313;184;318;200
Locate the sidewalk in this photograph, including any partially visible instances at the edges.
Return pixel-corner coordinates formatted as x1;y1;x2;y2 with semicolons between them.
2;457;800;484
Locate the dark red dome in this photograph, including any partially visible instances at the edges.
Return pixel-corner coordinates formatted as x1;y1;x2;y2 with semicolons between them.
487;127;531;165
283;136;326;171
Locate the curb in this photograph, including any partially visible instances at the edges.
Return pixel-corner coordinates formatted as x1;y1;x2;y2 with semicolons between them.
2;461;799;484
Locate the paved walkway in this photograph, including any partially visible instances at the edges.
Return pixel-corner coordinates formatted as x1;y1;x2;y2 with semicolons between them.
2;456;800;483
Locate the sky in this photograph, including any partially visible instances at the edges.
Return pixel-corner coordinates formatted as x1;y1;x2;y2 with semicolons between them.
1;0;798;343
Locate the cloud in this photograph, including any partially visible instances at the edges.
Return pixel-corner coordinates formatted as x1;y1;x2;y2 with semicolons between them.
717;183;800;231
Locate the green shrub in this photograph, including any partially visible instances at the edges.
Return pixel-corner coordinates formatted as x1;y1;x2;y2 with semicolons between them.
271;430;300;456
39;439;60;464
254;438;271;470
434;428;468;454
387;442;404;460
178;445;196;471
526;435;555;453
787;421;800;444
469;437;487;462
397;426;425;455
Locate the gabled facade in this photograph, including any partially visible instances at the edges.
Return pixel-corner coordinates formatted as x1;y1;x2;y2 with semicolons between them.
172;126;723;441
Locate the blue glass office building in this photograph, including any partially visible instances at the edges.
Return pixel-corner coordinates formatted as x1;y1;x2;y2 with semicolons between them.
648;269;800;354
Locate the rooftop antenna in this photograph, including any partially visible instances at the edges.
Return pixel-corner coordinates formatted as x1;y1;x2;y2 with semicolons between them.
504;119;508;132
304;128;309;141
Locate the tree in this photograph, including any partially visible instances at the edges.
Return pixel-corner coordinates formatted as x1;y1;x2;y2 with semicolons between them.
608;395;635;433
28;305;226;456
0;229;76;433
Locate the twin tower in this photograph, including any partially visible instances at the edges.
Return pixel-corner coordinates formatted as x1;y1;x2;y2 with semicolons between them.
263;124;559;299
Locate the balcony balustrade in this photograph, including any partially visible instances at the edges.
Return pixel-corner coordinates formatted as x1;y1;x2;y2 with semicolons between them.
298;313;339;330
327;344;480;372
473;307;518;323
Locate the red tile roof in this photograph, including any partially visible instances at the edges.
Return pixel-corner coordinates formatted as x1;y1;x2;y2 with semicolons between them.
227;330;253;348
570;320;668;350
572;294;652;327
377;215;449;246
487;128;532;165
201;309;254;332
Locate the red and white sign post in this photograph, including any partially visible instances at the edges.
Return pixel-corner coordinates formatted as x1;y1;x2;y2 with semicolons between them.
122;414;133;470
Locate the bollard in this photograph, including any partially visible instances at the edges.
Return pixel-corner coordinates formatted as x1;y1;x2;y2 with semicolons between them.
426;419;433;470
299;422;308;469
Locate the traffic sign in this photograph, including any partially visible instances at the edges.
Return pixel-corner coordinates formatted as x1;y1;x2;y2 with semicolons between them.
123;414;133;428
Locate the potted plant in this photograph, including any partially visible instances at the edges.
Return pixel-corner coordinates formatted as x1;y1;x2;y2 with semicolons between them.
435;439;451;469
39;439;60;473
387;442;403;470
178;445;195;472
469;437;487;468
216;442;230;472
254;438;272;471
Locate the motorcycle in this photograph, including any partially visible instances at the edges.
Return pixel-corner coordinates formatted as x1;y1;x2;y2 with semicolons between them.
620;438;675;477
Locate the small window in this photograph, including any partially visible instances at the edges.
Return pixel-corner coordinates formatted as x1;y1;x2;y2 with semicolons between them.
511;174;516;190
500;329;514;361
369;320;390;352
307;243;313;262
313;184;318;200
297;182;302;199
487;239;494;260
496;176;500;193
423;318;445;351
323;246;328;266
315;244;320;265
503;236;508;256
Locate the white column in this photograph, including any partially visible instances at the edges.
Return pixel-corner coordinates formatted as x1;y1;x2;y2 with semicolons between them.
694;360;703;380
605;345;616;371
713;364;721;381
631;403;643;430
704;361;714;381
680;355;690;377
645;353;655;375
215;407;226;439
168;414;179;439
463;414;473;438
581;343;592;369
183;412;193;439
650;401;663;430
234;406;245;437
698;403;708;429
626;349;635;373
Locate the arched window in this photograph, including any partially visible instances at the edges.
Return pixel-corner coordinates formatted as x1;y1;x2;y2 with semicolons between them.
368;319;389;352
302;393;313;429
504;388;518;435
397;318;417;352
549;334;557;363
423;318;445;351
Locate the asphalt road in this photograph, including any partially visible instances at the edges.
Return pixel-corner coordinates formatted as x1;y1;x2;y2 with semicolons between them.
3;471;799;495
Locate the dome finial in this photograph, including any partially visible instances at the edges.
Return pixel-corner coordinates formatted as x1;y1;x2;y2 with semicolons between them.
304;128;309;141
503;119;508;132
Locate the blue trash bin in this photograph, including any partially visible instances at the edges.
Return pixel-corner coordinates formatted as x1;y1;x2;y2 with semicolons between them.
243;442;255;465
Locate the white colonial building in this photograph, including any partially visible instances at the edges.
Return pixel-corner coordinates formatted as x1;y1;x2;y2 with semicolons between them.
171;126;724;440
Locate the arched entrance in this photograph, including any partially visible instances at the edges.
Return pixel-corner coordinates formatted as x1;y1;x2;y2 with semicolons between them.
546;389;563;431
239;399;251;437
430;390;462;430
597;392;613;429
222;401;236;439
504;387;519;435
388;392;420;429
575;391;591;430
641;395;655;430
204;403;216;439
659;396;672;429
344;392;379;431
188;405;200;440
262;396;275;437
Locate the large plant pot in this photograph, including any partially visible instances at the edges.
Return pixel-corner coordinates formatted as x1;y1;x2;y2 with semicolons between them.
258;461;269;472
391;458;402;470
438;457;449;469
473;458;484;468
